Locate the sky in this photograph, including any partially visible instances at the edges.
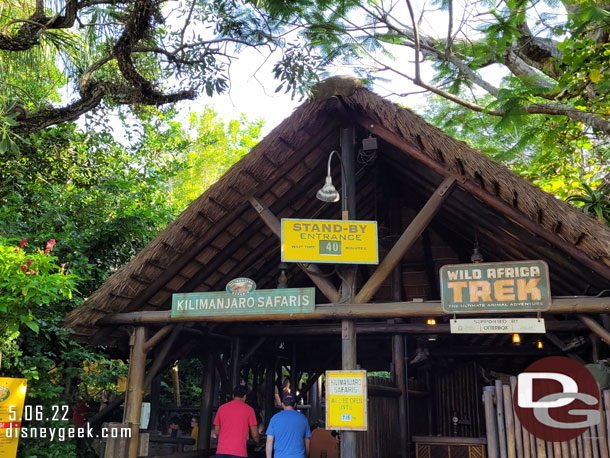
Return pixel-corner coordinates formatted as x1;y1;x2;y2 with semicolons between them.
188;47;425;137
190;0;559;136
181;2;487;136
103;0;526;141
201;49;301;135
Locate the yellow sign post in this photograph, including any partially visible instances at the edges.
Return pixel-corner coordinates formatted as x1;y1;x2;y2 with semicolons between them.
0;378;27;458
281;219;378;264
325;370;367;431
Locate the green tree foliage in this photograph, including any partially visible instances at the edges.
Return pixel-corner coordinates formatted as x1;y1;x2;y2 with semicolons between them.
254;0;610;221
421;93;607;200
0;0;311;137
0;105;261;456
172;109;263;207
0;236;74;351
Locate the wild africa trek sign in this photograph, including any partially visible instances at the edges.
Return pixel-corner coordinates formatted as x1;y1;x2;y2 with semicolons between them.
171;287;316;318
440;260;551;313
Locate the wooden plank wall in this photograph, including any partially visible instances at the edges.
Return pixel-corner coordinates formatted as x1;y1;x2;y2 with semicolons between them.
484;377;610;458
357;376;402;458
434;362;485;437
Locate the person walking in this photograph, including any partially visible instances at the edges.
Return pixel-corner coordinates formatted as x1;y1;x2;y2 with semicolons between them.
266;393;311;458
214;385;261;458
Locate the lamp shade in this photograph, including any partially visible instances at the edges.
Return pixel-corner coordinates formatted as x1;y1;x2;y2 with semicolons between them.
316;176;340;202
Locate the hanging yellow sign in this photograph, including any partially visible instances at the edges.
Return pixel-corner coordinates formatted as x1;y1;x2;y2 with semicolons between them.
281;219;378;264
325;370;367;431
0;378;27;458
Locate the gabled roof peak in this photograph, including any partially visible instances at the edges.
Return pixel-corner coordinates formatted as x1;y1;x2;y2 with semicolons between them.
311;75;363;100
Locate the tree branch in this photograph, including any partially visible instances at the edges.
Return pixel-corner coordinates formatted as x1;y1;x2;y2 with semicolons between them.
504;48;556;95
514;21;563;80
526;103;610;135
0;0;79;51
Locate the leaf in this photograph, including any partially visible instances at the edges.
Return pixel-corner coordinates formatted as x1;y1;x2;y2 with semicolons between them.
589;68;603;83
25;320;40;333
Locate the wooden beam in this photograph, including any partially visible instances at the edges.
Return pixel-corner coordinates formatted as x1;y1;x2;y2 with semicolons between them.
354;176;457;304
229;320;586;336
230;336;241;388
88;394;125;426
248;196;340;303
295;372;321;404
198;349;215;451
358;115;610;282
213;352;231;401
124;326;147;458
143;325;182;389
579;315;610;345
97;296;610;324
239;337;266;367
143;324;174;352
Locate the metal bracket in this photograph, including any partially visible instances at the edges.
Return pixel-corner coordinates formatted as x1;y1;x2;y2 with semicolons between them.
342;321;350;340
248;196;264;214
437;176;458;196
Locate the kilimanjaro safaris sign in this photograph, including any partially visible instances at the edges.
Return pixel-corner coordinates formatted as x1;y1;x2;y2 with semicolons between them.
440;260;551;314
171;286;316;318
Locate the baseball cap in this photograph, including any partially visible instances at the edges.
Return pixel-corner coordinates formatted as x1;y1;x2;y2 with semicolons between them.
282;392;296;406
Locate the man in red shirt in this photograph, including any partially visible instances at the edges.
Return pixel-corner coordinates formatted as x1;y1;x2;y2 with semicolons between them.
214;385;260;457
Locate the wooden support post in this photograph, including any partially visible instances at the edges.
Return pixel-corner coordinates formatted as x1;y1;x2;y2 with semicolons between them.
230;336;241;389
503;385;517;458
149;374;162;432
394;335;408;458
124;326;148;458
214;353;231;401
496;380;508;458
248;196;340;303
172;364;181;406
354;176;456;304
390;195;409;458
291;343;298;394
336;126;358;458
265;361;275;428
484;387;500;458
310;376;321;423
199;349;216;452
510;377;526;458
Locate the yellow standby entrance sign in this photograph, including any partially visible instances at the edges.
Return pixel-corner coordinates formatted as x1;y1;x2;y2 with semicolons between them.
281;219;378;264
326;370;367;431
0;378;27;458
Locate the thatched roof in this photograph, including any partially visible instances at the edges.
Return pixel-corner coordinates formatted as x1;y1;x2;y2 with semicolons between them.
64;77;610;343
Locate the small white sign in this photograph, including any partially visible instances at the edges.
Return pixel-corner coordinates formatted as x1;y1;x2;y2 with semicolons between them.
450;318;546;334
